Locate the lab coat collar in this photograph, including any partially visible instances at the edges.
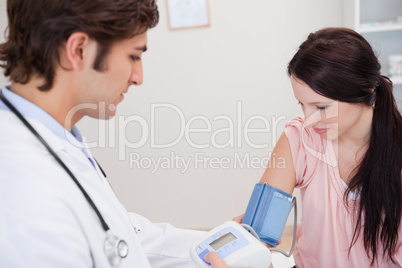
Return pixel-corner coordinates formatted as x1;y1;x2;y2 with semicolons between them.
0;109;105;180
0;86;84;147
0;86;103;175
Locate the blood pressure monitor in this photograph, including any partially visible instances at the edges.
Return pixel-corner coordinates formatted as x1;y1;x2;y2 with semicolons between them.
190;221;271;268
190;183;297;267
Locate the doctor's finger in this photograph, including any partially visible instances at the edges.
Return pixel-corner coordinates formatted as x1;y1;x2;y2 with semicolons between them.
204;252;228;268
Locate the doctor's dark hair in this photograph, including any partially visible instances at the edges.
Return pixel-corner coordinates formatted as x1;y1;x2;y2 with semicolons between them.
288;27;402;265
0;0;159;91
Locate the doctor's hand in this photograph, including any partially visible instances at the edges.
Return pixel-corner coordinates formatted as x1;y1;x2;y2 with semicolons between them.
204;252;228;268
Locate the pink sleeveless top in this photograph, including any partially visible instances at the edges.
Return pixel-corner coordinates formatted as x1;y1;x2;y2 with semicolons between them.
284;117;402;267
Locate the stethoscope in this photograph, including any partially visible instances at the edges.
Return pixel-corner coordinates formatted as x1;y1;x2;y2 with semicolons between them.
0;91;129;266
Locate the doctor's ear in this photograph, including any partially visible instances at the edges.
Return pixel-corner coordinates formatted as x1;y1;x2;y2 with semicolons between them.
62;32;97;71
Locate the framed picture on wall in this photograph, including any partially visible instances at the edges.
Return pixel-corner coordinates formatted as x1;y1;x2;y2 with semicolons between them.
167;0;210;30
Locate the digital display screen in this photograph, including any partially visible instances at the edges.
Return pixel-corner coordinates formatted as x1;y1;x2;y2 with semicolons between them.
209;232;237;251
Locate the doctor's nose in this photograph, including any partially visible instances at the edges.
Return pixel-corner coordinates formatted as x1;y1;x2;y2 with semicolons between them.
130;62;144;86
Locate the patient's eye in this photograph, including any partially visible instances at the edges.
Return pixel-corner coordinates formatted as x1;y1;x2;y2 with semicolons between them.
316;105;328;110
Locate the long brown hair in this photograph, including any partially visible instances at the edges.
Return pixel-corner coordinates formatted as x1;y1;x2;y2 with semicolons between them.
288;27;402;265
0;0;159;90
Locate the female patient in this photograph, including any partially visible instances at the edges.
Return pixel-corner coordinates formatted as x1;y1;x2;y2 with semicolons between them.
207;27;402;268
258;27;402;267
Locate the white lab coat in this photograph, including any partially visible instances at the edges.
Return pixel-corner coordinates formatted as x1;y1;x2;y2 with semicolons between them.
0;109;204;267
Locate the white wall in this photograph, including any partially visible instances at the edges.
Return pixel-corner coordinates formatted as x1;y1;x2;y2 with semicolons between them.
0;0;344;230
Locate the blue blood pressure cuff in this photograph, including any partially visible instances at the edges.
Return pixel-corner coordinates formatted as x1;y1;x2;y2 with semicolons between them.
242;183;293;246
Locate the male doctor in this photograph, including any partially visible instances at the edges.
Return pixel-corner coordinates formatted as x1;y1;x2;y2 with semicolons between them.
0;0;228;267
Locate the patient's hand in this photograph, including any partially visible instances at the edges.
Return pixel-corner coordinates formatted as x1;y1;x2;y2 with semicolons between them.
204;252;228;268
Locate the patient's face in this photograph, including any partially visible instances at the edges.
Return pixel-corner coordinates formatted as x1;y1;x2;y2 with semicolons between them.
290;75;371;141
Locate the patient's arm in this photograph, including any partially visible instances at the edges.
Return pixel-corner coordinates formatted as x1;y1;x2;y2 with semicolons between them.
232;132;296;220
259;132;296;195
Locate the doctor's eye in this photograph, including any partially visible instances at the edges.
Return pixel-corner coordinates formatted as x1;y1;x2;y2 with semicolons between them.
130;55;141;62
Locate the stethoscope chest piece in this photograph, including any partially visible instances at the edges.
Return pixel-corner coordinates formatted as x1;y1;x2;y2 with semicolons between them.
104;231;129;266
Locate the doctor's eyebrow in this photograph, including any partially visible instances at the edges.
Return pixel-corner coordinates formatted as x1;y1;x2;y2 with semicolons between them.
135;46;147;52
